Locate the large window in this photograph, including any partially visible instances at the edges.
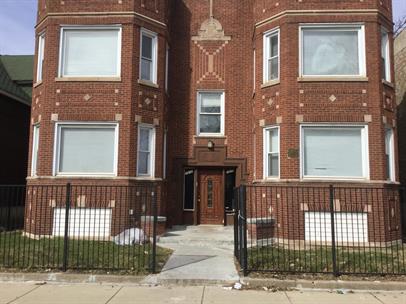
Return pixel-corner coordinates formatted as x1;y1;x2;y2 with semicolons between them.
300;25;366;77
197;92;224;136
385;128;395;181
263;29;279;83
301;125;369;179
54;123;118;176
140;29;158;83
381;29;391;82
31;125;40;176
137;125;155;177
36;33;45;82
59;26;121;77
264;127;279;178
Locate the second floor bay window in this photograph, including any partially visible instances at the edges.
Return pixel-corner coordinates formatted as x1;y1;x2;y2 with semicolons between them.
263;29;280;83
59;26;122;78
300;24;366;78
140;29;158;84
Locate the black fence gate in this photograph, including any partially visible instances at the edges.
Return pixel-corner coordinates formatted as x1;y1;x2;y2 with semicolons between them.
0;184;160;273
234;184;406;276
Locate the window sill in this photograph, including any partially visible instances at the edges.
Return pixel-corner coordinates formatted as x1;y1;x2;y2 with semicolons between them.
133;176;161;181
301;177;369;182
297;76;368;82
138;79;159;88
382;79;394;88
195;134;226;138
55;77;121;82
261;79;280;88
33;81;43;88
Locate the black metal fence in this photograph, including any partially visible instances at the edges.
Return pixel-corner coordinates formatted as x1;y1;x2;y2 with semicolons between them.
235;185;406;276
0;184;160;273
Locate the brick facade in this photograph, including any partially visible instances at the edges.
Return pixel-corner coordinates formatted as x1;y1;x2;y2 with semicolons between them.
27;0;400;243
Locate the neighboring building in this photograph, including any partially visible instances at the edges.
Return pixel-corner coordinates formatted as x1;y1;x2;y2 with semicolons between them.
26;0;401;243
0;55;33;184
396;29;406;183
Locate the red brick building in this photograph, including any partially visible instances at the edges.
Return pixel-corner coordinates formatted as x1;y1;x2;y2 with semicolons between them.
26;0;400;243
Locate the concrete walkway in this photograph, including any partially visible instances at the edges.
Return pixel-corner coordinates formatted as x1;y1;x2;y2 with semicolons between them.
144;225;239;284
1;282;405;304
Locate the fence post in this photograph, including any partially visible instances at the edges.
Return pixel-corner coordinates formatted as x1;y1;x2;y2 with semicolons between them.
399;187;406;242
151;186;158;274
240;185;248;276
62;183;71;272
329;185;338;277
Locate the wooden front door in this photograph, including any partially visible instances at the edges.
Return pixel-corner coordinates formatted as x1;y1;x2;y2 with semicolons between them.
198;169;224;225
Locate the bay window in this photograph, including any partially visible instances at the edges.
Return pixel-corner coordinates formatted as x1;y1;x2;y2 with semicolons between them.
140;29;158;83
300;25;366;77
137;125;156;177
301;125;369;179
385;128;395;181
264;127;280;178
59;26;121;78
263;29;280;83
381;29;391;82
31;125;40;176
36;33;45;82
54;123;118;176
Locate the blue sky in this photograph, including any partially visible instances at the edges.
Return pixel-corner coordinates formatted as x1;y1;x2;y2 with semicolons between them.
0;0;405;55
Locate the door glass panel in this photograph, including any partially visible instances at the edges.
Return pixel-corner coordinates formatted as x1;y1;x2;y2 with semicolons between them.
207;179;213;208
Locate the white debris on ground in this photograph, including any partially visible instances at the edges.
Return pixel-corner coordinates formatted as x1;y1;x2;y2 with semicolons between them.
113;228;147;245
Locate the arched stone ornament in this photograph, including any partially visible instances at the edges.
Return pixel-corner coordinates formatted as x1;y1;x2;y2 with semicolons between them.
192;17;231;41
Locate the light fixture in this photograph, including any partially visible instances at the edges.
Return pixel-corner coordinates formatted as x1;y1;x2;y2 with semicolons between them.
207;140;214;150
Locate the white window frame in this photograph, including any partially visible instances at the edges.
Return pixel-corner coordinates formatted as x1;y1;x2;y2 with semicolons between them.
165;43;169;92
136;124;156;178
58;25;122;78
300;124;370;180
31;124;40;177
381;28;391;82
299;24;366;78
263;126;280;179
139;28;158;84
263;28;280;84
196;91;225;137
36;33;45;82
163;128;167;179
385;128;396;182
53;122;119;177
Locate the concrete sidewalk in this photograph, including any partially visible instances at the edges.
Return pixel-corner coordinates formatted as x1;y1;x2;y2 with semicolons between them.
1;282;405;304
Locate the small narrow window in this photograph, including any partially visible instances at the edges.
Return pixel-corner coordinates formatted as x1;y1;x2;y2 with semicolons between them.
137;125;155;177
183;170;195;210
385;128;395;181
163;129;167;179
263;29;279;83
381;29;391;82
207;179;213;208
264;127;279;178
36;33;45;82
140;29;158;83
31;125;40;176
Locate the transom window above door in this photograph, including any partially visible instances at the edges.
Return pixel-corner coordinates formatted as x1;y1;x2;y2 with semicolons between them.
59;26;122;78
197;92;225;136
300;24;366;78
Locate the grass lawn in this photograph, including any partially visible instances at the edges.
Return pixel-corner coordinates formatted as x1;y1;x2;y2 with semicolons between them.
0;231;172;274
248;244;406;274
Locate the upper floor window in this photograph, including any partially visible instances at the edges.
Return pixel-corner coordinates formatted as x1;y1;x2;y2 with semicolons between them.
197;91;224;136
301;125;369;180
264;127;280;179
381;29;391;82
36;33;45;82
54;123;118;176
300;25;366;78
140;29;158;84
263;29;279;83
59;26;122;78
137;125;156;177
